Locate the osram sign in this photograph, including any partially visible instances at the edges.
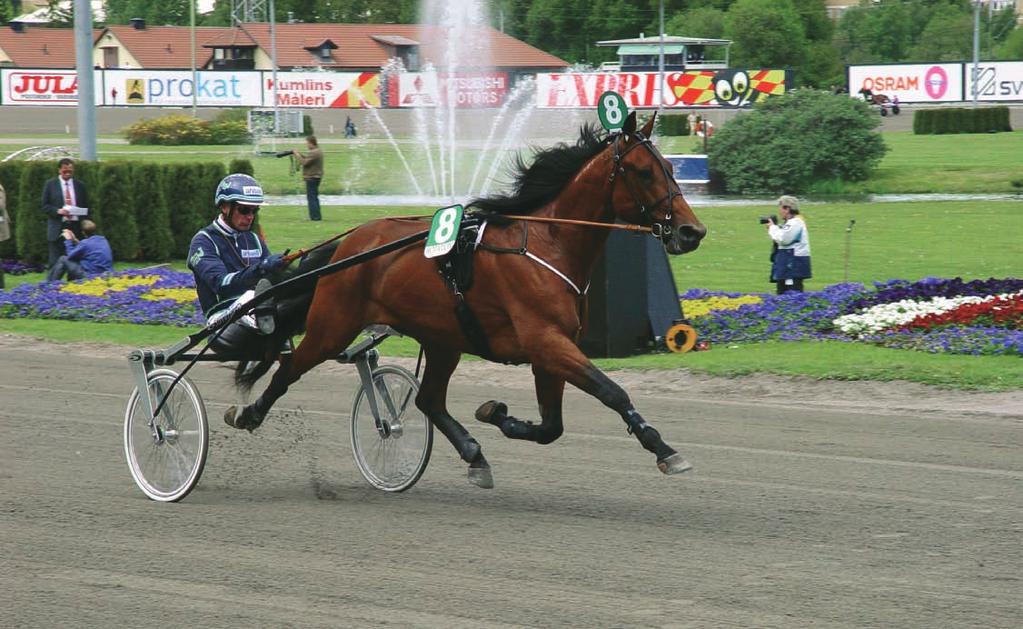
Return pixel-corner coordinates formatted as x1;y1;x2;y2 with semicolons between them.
847;64;962;103
1;70;101;105
971;62;1023;102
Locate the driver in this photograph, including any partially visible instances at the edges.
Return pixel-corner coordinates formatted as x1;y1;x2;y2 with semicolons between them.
188;173;288;358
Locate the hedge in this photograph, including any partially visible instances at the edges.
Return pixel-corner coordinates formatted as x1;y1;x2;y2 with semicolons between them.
6;160;228;263
656;114;692;136
912;106;1013;135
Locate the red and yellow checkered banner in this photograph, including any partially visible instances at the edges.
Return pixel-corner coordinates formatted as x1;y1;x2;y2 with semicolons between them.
536;69;791;109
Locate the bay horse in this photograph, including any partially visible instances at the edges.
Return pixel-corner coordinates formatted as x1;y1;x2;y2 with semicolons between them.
227;112;707;487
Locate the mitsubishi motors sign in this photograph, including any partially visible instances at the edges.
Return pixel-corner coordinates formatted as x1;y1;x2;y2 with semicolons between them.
847;63;963;103
392;72;509;108
1;70;101;105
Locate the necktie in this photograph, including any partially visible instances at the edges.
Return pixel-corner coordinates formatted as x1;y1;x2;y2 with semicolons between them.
64;181;72;206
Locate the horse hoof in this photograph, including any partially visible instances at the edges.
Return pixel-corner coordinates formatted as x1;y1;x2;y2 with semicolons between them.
468;466;494;489
475;400;507;425
224;405;260;433
657;453;693;475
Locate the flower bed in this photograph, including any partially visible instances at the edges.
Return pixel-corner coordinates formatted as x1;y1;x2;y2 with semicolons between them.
2;270;1020;356
0;267;203;327
683;277;1023;356
1;259;45;275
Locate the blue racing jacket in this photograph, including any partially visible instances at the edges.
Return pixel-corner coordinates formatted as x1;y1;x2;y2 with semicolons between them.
188;217;272;317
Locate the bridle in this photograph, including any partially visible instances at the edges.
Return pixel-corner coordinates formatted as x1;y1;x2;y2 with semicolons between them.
605;130;682;243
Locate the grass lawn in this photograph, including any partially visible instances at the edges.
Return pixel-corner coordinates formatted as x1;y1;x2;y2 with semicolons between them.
2;129;1021;390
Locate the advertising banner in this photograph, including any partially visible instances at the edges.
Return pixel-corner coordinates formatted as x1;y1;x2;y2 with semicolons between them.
535;70;788;109
264;72;380;108
0;69;102;106
104;70;262;106
970;61;1023;102
847;63;963;103
392;72;509;108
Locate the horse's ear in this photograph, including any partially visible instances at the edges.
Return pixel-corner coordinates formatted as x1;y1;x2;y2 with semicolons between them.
640;113;656;138
623;111;637;136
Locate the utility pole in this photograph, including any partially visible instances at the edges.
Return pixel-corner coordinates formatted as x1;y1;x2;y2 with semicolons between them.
73;0;96;160
191;0;197;116
971;0;980;108
658;0;665;115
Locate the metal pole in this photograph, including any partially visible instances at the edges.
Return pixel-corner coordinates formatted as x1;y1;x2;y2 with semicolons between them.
74;0;96;160
843;219;856;282
270;0;279;134
191;0;197;116
658;0;665;115
971;0;980;108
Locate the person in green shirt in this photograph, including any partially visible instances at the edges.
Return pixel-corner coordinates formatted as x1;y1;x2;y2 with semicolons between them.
293;135;323;221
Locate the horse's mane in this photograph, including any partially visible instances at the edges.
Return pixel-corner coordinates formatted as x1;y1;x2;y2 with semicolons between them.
468;123;610;215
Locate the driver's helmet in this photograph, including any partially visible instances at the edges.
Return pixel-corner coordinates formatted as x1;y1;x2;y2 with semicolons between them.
215;173;265;207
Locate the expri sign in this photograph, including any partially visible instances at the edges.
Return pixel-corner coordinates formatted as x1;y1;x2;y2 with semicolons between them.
424;204;464;258
597;90;628;131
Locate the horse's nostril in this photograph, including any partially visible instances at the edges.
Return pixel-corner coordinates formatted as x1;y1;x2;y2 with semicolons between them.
676;224;706;241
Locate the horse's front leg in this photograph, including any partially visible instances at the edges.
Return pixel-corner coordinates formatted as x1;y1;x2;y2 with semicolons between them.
531;333;692;475
476;366;565;445
416;346;493;488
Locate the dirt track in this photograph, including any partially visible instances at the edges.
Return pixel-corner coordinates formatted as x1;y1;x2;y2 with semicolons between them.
1;336;1021;628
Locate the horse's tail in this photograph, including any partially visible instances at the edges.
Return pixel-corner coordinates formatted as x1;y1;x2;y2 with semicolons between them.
233;242;340;392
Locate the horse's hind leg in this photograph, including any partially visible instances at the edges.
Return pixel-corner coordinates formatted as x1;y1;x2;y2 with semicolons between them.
416;346;493;489
476;366;565;445
531;333;692;475
224;314;363;432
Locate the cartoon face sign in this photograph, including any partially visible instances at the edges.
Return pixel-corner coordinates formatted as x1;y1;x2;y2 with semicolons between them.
713;70;751;107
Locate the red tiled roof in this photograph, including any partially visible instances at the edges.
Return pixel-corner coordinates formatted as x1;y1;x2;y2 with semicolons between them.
0;26;102;68
201;27;259;50
101;25;235;69
237;23;567;70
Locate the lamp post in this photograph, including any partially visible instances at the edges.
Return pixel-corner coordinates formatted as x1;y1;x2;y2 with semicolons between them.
971;0;980;108
73;0;96;160
191;0;197;116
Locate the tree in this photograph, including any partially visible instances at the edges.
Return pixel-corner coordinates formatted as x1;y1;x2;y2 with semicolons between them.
104;0;193;26
725;0;806;69
707;89;887;194
45;0;74;26
665;7;726;39
908;4;975;61
996;28;1023;60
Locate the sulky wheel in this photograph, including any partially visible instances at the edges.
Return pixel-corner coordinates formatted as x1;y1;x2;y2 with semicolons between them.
350;365;433;492
123;369;209;502
665;322;698;353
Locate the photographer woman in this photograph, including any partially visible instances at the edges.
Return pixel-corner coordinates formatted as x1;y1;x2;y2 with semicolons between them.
766;195;811;294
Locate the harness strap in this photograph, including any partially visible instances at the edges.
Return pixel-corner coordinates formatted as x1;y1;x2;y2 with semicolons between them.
478;220;586;295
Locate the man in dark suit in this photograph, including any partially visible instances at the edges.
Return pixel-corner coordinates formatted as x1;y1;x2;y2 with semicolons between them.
41;158;89;269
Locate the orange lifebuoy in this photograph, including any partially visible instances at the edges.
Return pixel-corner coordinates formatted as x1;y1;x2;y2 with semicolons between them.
665;323;697;353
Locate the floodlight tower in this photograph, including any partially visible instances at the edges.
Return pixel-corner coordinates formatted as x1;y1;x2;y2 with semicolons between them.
232;0;279;133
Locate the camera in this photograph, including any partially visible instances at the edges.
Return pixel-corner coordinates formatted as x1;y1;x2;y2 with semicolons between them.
759;215;777;225
275;150;293;158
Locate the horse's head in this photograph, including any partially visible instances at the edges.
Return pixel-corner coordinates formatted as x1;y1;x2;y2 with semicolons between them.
606;112;706;255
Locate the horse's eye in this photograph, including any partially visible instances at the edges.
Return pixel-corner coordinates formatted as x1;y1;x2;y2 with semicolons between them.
637;168;653;180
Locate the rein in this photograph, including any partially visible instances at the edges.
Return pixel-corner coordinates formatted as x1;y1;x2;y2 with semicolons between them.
386;213;652;234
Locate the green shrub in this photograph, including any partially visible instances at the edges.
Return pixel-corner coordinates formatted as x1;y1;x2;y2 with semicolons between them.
125;114;212;145
0;161;25;258
125;112;252;145
132;163;173;261
96;162;139;260
707;89;887;194
228;158;255;176
208;119;251;145
913;107;1013;135
15;161;58;263
303;114;314;136
656;115;691;136
161;162;227;258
